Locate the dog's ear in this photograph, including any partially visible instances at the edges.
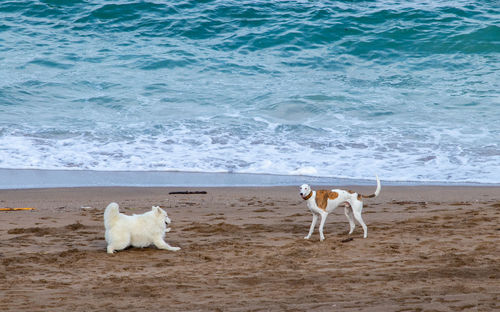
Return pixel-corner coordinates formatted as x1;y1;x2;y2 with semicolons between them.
152;206;161;215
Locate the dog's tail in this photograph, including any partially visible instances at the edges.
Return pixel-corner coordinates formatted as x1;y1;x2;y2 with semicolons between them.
360;175;381;198
104;202;120;229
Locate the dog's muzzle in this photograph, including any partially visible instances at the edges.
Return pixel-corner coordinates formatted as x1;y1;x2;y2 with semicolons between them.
301;192;312;200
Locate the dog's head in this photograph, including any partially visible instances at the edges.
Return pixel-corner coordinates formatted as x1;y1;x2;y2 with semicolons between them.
299;184;312;199
152;206;171;225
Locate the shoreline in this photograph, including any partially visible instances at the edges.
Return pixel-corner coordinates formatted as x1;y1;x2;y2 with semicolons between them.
1;168;498;189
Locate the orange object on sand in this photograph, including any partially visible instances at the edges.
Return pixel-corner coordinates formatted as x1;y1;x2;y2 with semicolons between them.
0;207;36;211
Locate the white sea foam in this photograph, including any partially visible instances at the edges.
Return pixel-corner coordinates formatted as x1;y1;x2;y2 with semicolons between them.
0;118;499;184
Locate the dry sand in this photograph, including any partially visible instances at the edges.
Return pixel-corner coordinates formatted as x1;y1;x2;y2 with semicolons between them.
0;185;499;311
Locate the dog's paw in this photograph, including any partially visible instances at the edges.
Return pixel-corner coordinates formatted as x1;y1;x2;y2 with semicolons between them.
304;236;310;240
170;246;181;252
165;227;171;232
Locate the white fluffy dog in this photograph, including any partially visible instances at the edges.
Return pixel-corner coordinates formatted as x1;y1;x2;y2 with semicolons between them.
104;202;180;254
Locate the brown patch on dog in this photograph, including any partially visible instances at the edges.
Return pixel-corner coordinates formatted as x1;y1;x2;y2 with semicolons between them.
348;190;362;200
315;191;338;210
328;192;339;200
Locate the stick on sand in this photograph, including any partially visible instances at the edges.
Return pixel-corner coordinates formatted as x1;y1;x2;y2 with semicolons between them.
0;207;36;211
169;191;207;195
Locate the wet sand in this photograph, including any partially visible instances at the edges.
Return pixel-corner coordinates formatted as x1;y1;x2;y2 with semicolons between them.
1;186;499;311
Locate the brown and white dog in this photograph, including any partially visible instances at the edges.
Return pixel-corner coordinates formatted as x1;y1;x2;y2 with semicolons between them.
300;176;381;241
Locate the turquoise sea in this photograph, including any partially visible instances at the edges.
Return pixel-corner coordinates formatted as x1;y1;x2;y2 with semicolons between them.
0;0;499;186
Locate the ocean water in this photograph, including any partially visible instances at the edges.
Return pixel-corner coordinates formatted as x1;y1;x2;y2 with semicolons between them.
0;0;499;185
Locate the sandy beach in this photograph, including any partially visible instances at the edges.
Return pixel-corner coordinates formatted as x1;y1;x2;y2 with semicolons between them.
1;185;499;311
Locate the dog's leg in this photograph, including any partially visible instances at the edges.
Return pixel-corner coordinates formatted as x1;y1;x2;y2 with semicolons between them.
351;202;368;238
318;212;328;241
344;203;356;235
107;239;129;254
304;213;318;240
154;238;181;251
106;231;130;254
